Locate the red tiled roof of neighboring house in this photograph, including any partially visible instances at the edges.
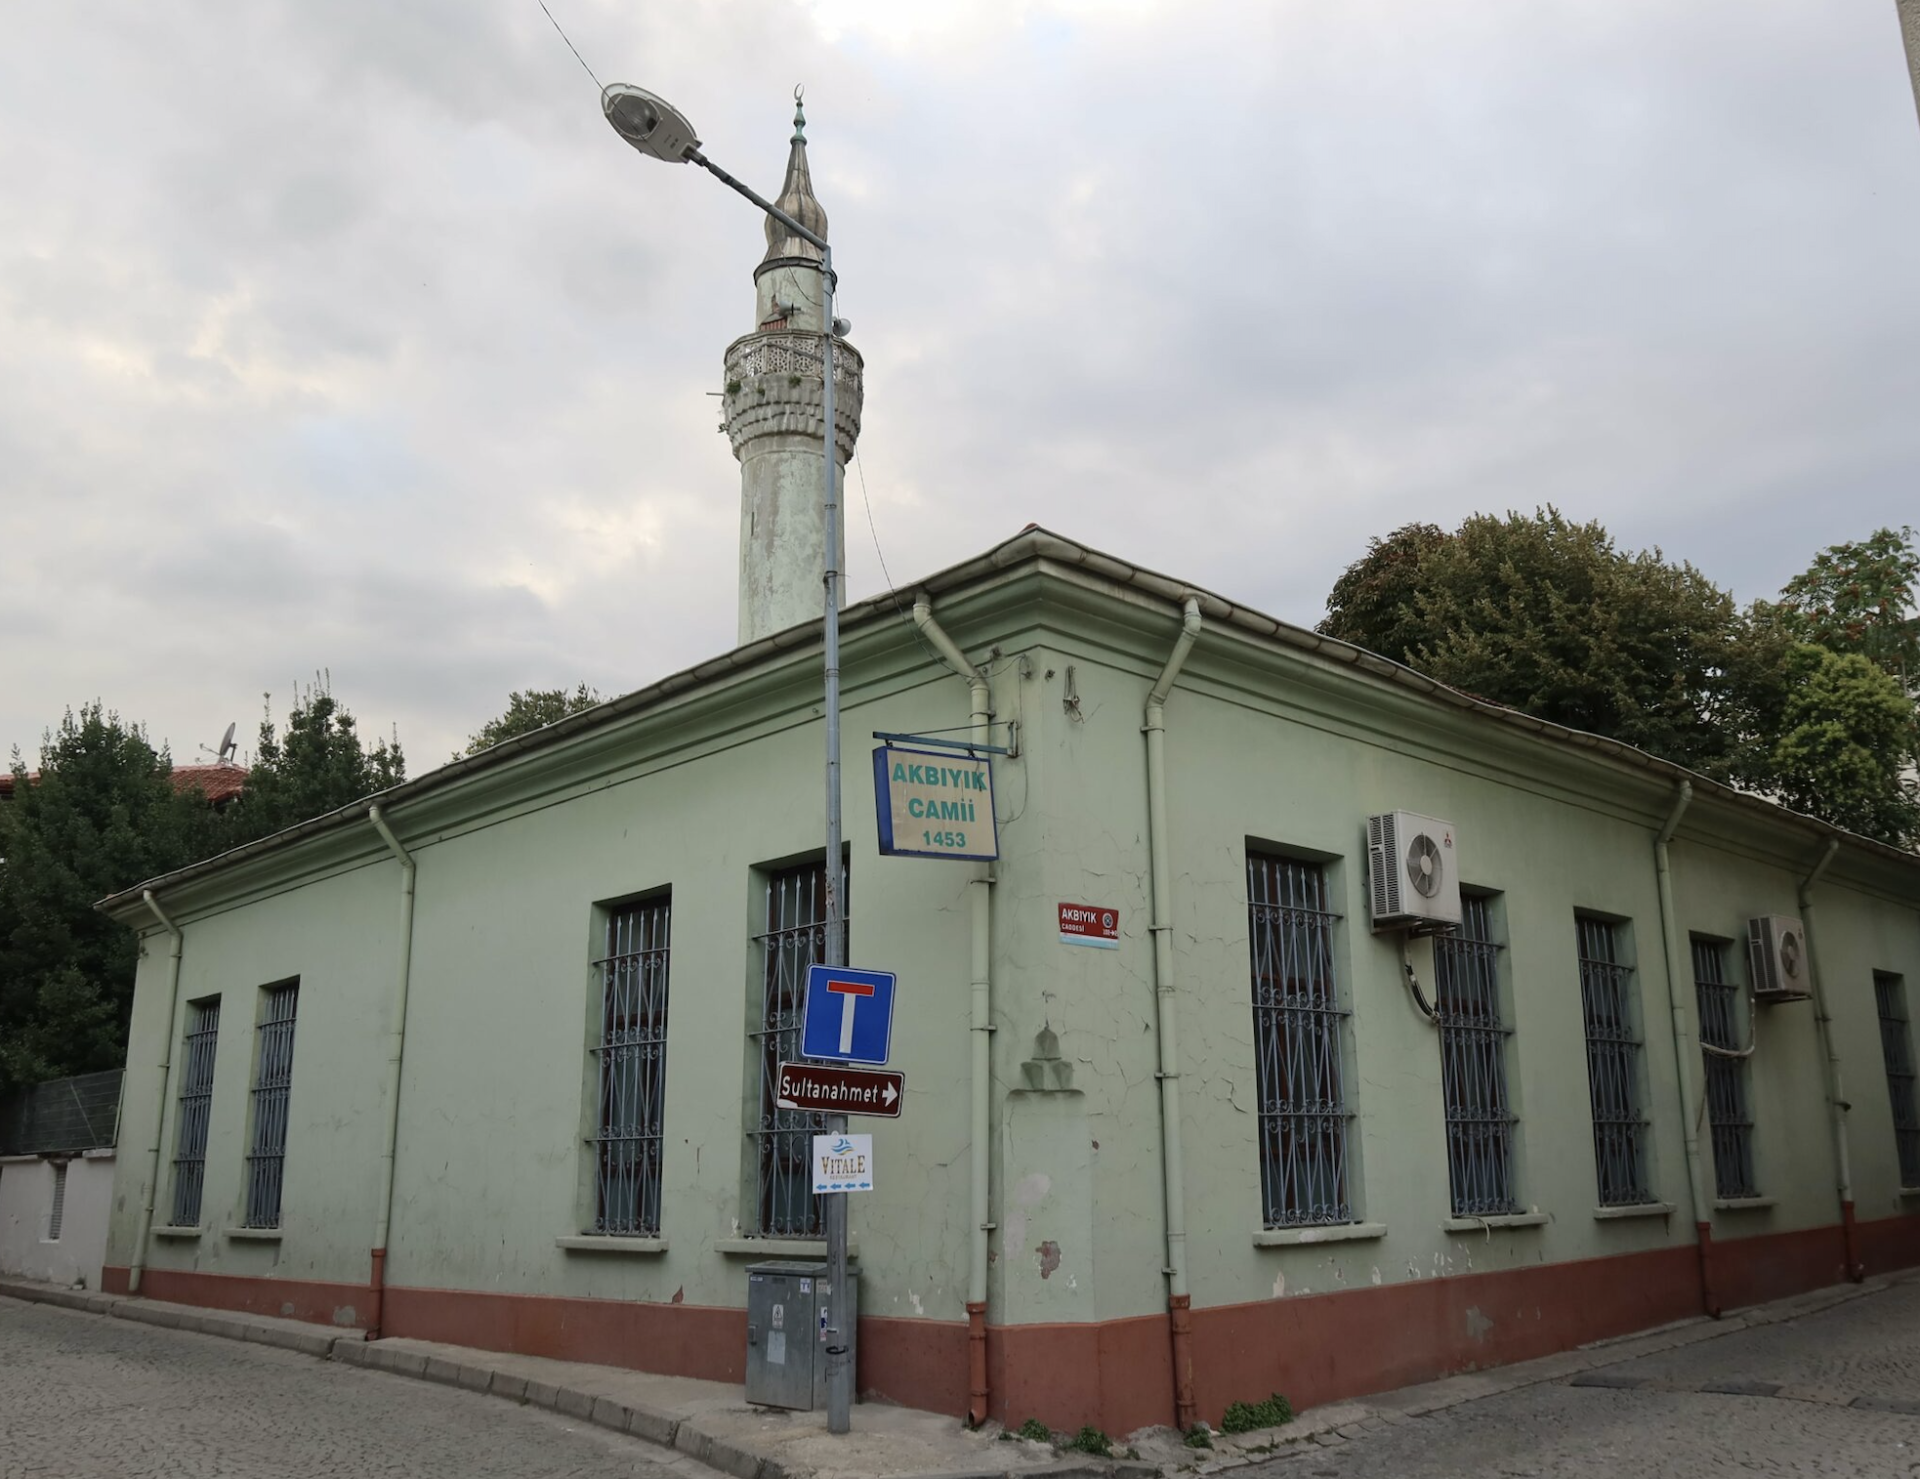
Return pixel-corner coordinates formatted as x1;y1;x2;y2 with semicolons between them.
0;765;247;805
168;764;249;805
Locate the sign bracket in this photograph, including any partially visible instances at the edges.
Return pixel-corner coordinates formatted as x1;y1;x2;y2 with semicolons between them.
871;729;1011;757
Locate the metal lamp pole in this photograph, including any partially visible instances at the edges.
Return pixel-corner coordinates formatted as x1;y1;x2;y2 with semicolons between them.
601;83;853;1434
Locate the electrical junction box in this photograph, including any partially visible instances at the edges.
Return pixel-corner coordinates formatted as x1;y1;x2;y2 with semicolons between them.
745;1260;859;1410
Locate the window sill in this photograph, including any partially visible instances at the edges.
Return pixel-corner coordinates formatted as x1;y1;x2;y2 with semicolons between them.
1713;1196;1776;1213
1442;1212;1549;1233
557;1235;667;1255
1252;1222;1387;1247
226;1227;283;1242
153;1225;204;1240
1899;1187;1920;1201
713;1237;859;1258
1593;1202;1675;1221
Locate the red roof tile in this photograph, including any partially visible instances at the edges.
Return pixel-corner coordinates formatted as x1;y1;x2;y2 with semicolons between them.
0;765;247;804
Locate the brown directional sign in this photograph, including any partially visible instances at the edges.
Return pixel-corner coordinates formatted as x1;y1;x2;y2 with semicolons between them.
776;1062;905;1118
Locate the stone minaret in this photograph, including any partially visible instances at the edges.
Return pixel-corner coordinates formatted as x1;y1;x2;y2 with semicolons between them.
722;98;864;646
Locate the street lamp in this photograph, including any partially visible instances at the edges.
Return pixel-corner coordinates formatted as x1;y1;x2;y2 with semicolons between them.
602;82;854;1435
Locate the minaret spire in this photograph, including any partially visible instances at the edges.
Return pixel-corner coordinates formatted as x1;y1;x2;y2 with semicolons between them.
761;87;828;275
720;92;865;646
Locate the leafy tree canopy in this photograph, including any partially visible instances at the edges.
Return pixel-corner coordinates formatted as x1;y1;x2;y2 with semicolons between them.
462;684;602;758
0;706;222;1087
1766;644;1920;844
1319;508;1744;777
1321;511;1919;848
1767;526;1919;694
225;677;406;844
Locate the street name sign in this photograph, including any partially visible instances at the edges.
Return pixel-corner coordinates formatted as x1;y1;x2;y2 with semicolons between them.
873;746;998;861
801;964;897;1065
777;1062;904;1118
1058;903;1121;949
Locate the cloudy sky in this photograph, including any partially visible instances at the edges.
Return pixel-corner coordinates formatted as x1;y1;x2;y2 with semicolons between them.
4;1;1917;768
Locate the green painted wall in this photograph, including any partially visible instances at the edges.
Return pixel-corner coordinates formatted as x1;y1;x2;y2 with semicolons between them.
106;566;1920;1351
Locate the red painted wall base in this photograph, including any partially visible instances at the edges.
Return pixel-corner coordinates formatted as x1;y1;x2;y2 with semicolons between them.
99;1265;369;1329
102;1213;1920;1434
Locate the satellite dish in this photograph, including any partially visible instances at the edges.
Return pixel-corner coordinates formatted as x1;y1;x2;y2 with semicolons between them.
217;722;237;765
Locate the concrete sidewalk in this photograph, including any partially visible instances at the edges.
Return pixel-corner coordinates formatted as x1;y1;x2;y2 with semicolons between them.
3;1270;1914;1479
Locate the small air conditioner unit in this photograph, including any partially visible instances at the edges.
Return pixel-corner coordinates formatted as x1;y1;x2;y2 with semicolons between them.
1747;915;1812;1004
1366;811;1463;932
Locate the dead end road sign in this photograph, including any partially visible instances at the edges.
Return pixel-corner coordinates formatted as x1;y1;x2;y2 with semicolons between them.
777;1062;905;1118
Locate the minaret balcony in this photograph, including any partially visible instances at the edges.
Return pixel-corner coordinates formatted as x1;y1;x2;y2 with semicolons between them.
722;330;864;463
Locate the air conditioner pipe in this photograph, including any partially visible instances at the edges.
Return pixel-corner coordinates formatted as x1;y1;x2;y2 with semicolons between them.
367;804;418;1338
129;889;185;1296
1652;781;1720;1317
1798;837;1863;1281
910;596;996;1427
1145;596;1204;1431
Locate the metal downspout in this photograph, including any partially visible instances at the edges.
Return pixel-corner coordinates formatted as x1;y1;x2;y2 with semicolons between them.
367;804;417;1337
130;890;184;1295
1652;782;1719;1316
1798;838;1863;1280
1145;597;1203;1430
910;596;996;1427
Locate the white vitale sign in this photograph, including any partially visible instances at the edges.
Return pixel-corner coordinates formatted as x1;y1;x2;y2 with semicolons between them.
811;1132;875;1193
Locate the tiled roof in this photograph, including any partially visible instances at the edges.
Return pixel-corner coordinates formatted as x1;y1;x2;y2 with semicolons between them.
168;764;249;804
0;765;247;804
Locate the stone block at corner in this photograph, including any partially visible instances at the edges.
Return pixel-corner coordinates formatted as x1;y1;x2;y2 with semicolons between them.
701;1434;766;1479
371;1346;429;1379
489;1372;529;1402
523;1378;562;1410
674;1425;713;1464
624;1405;680;1447
248;1323;335;1359
422;1356;465;1388
555;1386;596;1421
331;1339;373;1367
589;1396;634;1434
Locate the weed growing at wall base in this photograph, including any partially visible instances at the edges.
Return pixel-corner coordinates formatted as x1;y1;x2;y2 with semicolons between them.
1220;1394;1293;1434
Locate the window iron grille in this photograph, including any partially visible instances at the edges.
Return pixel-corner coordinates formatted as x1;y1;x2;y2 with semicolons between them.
590;898;672;1236
243;983;298;1229
1434;896;1518;1217
751;861;848;1238
1875;974;1920;1188
170;998;221;1227
1577;917;1651;1206
48;1161;66;1241
1247;854;1350;1227
1693;940;1757;1200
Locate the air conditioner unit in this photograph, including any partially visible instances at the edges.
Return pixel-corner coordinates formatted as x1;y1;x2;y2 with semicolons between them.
1366;811;1463;932
1747;915;1812;1004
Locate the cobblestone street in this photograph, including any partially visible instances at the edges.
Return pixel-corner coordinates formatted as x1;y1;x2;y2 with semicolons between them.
1244;1279;1920;1479
0;1299;710;1479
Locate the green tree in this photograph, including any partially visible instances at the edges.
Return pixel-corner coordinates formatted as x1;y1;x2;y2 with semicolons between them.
1319;508;1745;776
1769;526;1920;692
462;684;601;758
1765;644;1919;846
0;706;221;1087
225;678;406;844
